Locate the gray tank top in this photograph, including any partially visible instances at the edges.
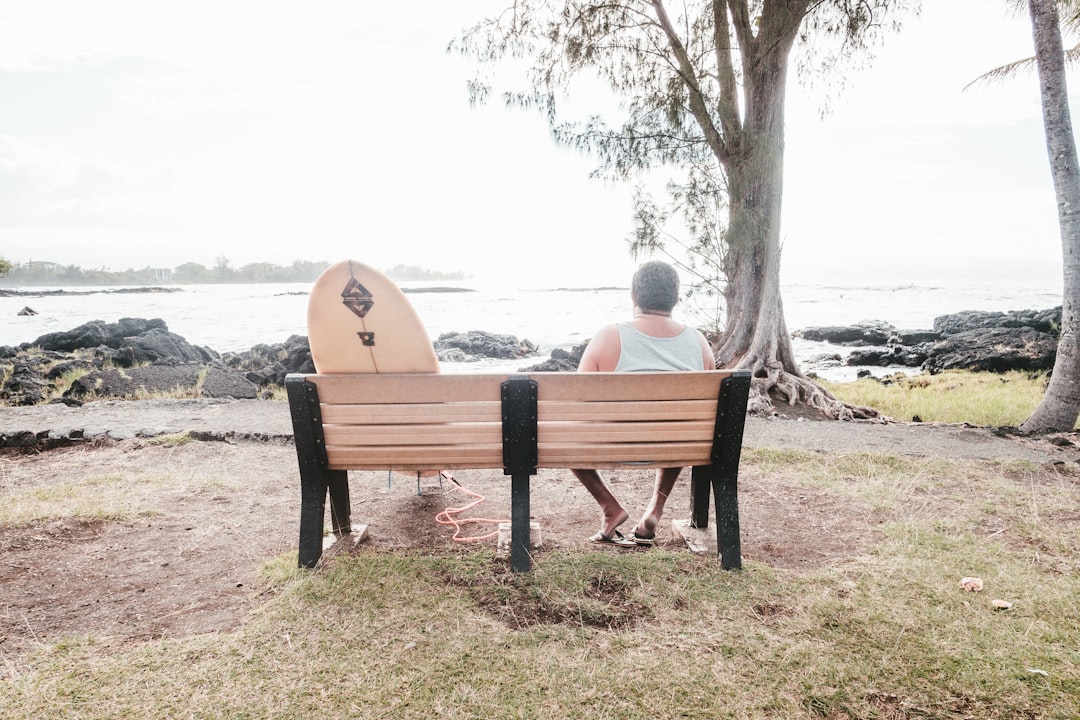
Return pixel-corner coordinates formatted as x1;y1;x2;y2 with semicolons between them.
614;322;705;372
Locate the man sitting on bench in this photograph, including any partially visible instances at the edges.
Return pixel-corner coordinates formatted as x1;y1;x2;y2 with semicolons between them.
572;260;716;548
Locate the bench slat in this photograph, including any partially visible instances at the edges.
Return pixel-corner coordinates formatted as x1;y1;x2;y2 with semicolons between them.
539;400;716;421
325;451;711;471
309;374;505;404
320;399;716;425
325;440;712;468
323;420;713;447
324;423;501;446
537;440;708;455
307;371;731;404
321;402;501;425
538;441;712;464
325;444;504;470
539;420;714;443
534;372;726;402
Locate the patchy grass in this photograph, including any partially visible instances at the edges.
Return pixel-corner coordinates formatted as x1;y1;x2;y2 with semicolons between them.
2;451;1078;718
126;365;209;401
260;384;288;401
0;457;231;526
0;472;138;524
823;370;1053;426
141;431;196;447
47;365;93;399
0;348;96;404
0;470;160;526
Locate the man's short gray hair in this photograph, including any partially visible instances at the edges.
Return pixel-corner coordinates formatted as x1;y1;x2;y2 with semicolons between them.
631;260;679;313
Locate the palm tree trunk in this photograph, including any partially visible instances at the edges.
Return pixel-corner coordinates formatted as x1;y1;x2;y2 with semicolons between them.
1020;0;1080;433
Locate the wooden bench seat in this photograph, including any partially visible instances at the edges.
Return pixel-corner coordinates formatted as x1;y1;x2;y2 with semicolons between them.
286;370;751;571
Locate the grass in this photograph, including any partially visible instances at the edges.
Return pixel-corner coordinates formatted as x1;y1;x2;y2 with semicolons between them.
141;431;196;447
1;472;138;524
0;455;229;526
49;365;93;398
125;365;211;400
823;369;1053;426
1;348;96;403
1;451;1077;719
261;384;288;401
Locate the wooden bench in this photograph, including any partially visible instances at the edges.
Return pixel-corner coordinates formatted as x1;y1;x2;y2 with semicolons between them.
286;369;751;572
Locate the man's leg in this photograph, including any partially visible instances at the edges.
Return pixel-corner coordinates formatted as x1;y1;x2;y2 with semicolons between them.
572;468;629;538
633;467;683;539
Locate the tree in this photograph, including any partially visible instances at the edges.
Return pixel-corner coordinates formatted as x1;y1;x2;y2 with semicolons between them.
967;2;1080;84
972;1;1080;432
1020;0;1080;432
213;256;235;282
457;1;911;418
0;259;11;278
237;262;277;282
173;262;211;283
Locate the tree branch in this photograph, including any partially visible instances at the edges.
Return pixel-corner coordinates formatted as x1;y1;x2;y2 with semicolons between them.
713;0;743;149
651;0;730;163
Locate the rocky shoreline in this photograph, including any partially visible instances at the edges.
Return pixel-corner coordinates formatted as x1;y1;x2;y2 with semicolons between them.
0;307;1060;409
0;318;582;408
0;286;184;298
797;307;1060;377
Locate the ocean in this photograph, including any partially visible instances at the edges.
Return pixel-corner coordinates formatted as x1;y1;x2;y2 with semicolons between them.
0;279;1064;382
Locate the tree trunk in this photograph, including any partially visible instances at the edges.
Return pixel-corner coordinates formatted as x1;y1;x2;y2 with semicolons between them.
711;11;875;420
1019;0;1080;433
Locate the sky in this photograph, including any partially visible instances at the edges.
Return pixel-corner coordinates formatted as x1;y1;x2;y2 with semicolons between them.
0;1;1071;288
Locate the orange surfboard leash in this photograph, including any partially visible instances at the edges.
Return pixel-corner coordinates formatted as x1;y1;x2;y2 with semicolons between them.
434;472;510;543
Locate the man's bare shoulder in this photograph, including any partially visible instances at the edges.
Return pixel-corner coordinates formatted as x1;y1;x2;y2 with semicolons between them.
578;323;622;372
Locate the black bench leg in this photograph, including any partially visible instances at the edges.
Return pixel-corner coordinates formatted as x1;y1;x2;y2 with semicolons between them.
328;470;351;536
502;376;538;573
510;471;531;572
288;376;352;568
690;465;711;529
299;469;326;568
712;466;742;570
299;468;349;568
701;372;749;570
689;464;741;570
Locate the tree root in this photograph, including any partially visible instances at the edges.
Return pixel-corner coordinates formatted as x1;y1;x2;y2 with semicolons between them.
743;360;887;422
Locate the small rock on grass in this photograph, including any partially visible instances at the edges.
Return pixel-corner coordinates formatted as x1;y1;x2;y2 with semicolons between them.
959;576;984;592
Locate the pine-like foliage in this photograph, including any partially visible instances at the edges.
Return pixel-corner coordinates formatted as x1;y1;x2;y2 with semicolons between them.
456;1;913;418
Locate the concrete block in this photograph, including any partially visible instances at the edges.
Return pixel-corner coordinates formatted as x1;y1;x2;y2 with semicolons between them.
321;524;370;556
496;522;542;554
672;519;716;556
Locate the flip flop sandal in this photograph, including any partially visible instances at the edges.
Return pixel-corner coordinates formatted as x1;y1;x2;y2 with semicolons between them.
588;530;637;548
628;530;655;547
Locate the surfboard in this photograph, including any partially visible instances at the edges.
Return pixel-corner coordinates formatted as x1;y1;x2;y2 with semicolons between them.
307;260;440;375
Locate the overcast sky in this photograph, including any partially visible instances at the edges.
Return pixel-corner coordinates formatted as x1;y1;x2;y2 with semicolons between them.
0;1;1070;288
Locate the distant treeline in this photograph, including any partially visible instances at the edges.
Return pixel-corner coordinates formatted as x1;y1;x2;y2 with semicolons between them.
0;260;467;286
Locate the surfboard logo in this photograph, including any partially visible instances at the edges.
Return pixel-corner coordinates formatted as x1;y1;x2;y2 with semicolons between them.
340;278;374;318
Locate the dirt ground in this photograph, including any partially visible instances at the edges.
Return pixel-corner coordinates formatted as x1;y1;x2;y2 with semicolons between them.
0;435;881;654
2;404;1077;655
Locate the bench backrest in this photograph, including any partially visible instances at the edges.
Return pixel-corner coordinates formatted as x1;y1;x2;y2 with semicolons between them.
289;371;740;472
